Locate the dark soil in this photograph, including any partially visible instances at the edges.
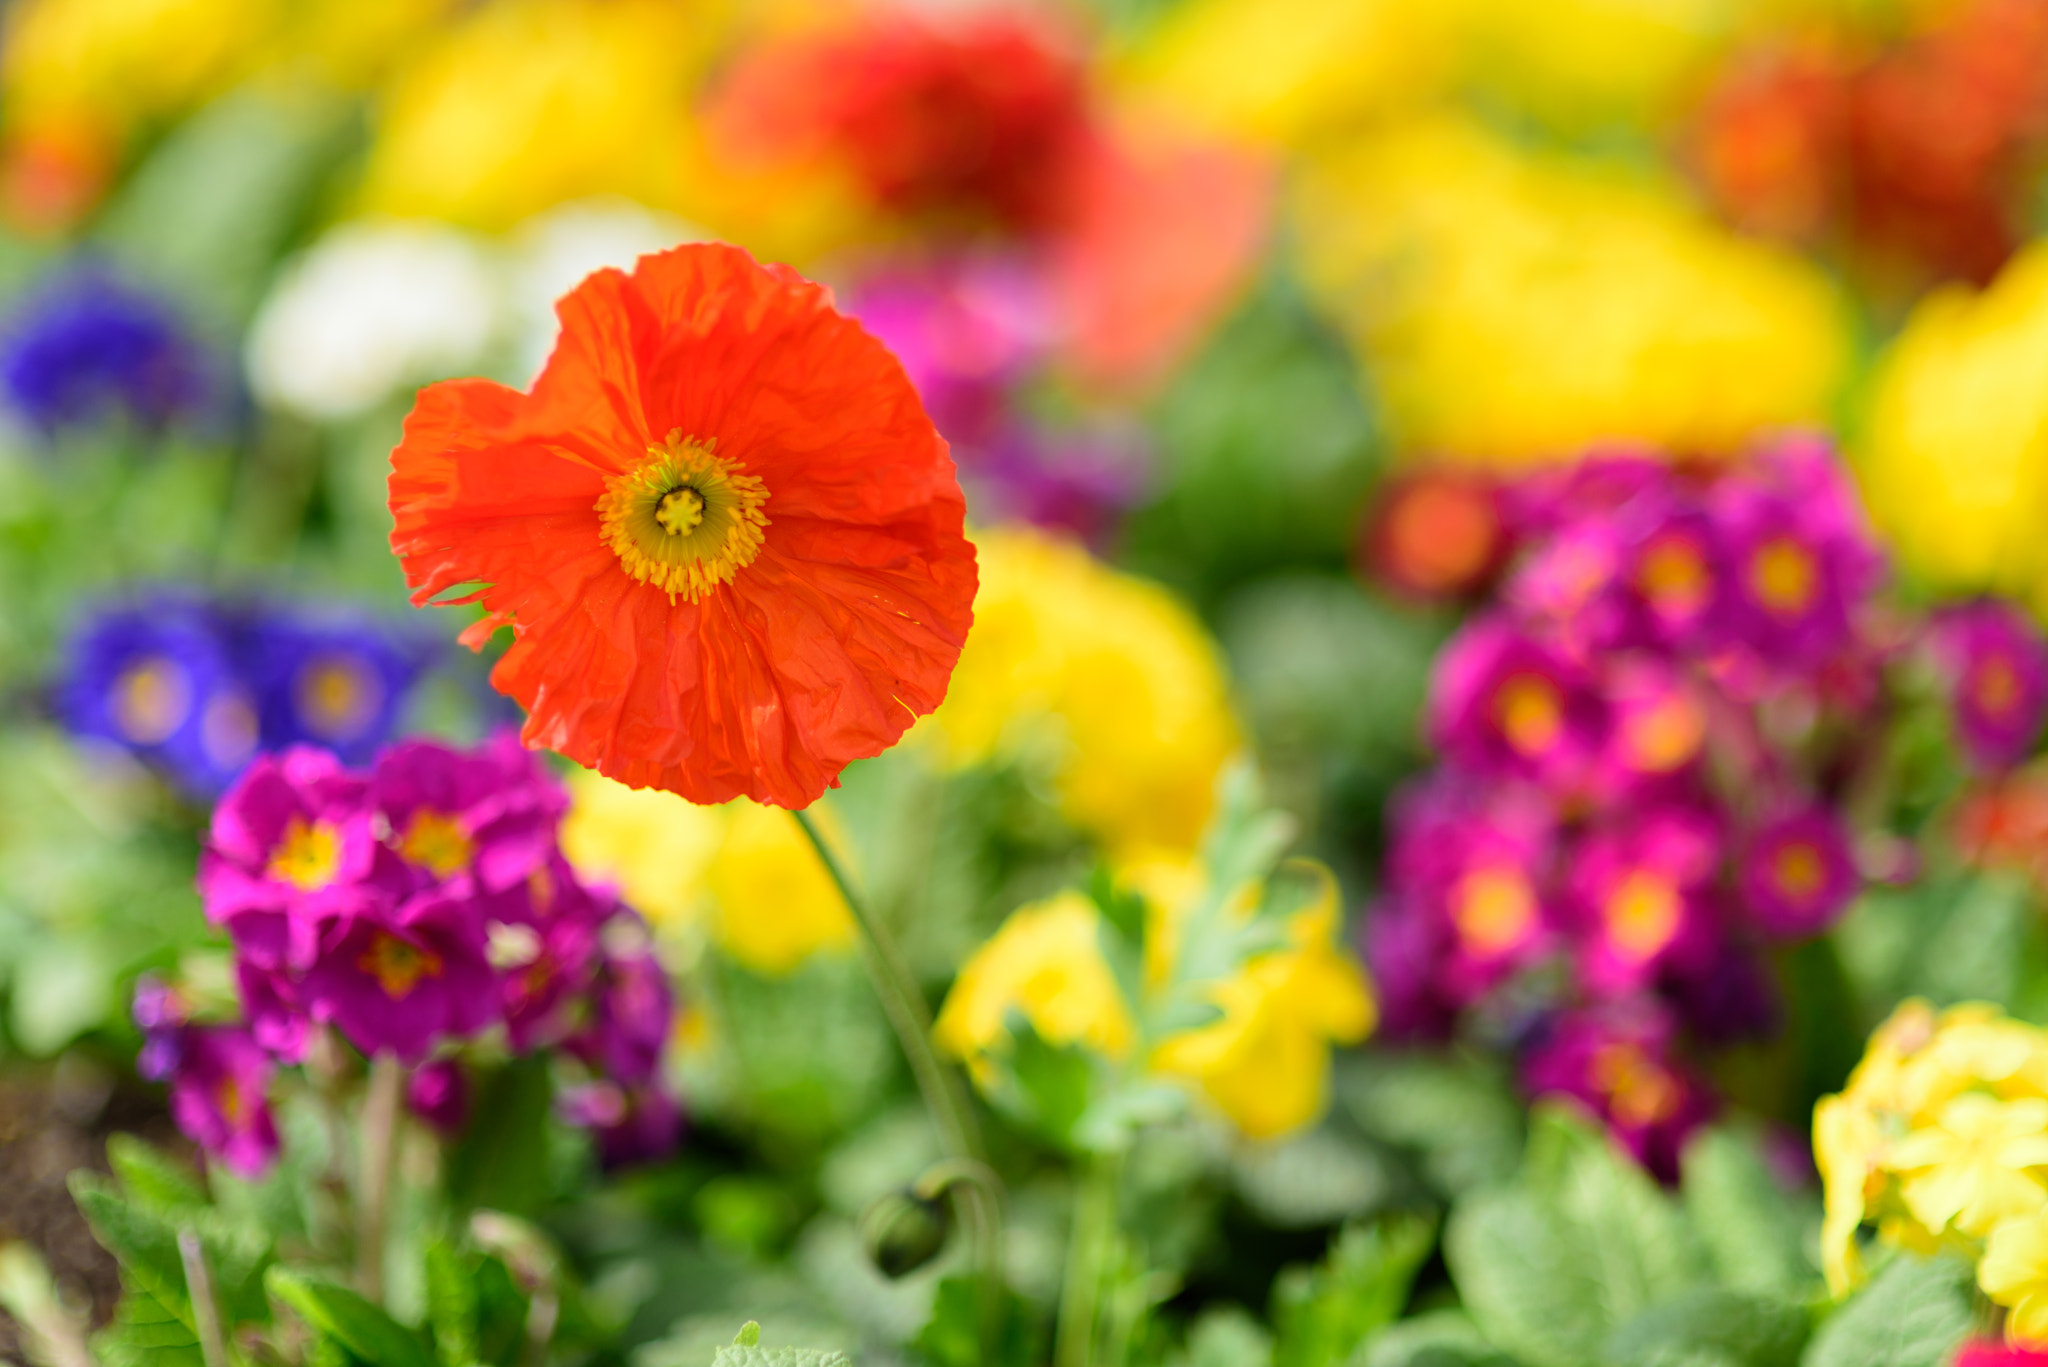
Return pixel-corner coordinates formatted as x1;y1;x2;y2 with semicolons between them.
0;1061;185;1359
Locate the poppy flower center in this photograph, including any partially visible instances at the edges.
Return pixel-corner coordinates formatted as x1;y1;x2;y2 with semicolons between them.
111;655;192;744
357;931;444;999
398;808;473;878
1452;867;1538;956
269;817;343;891
598;432;770;603
1606;871;1682;961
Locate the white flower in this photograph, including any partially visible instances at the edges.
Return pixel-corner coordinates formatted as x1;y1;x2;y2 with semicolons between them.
504;198;694;382
244;219;502;421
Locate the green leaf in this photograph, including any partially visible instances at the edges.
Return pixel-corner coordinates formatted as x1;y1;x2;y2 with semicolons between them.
1339;1052;1524;1199
106;1135;208;1214
1357;1311;1520;1367
69;1174;191;1329
1605;1288;1808;1367
1180;1306;1274;1367
446;1055;555;1219
1234;1125;1396;1230
1444;1110;1705;1367
988;1013;1098;1149
266;1267;437;1367
1680;1129;1818;1299
93;1277;205;1367
1271;1213;1435;1367
711;1321;853;1367
913;1276;1043;1367
423;1240;479;1367
1800;1253;1974;1367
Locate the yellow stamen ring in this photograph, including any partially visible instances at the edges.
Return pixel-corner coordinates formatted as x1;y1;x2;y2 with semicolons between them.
597;432;769;602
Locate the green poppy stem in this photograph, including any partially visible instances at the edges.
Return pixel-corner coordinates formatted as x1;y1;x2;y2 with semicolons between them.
790;809;1004;1337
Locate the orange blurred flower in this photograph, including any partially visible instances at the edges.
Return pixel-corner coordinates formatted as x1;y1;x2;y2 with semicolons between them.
389;242;977;810
1360;469;1507;602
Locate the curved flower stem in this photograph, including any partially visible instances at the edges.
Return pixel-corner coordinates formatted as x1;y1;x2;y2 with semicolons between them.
1055;1148;1123;1367
791;810;1004;1329
355;1053;406;1305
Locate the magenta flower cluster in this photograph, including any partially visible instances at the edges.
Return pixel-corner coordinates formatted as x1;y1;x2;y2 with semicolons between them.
137;733;679;1176
1364;439;2048;1179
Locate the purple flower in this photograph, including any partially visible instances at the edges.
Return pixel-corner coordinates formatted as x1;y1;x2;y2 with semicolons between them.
407;1060;471;1134
968;421;1151;547
1501;521;1629;655
198;747;382;968
236;960;310;1064
133;975;189;1081
1505;452;1678;542
559;1081;684;1169
370;733;565;892
1564;808;1721;998
1930;600;2048;771
0;263;215;434
1709;439;1884;675
300;888;497;1062
1520;1007;1716;1183
1428;615;1608;789
1597;658;1711;793
567;926;673;1088
1382;778;1556;1005
1737;806;1859;939
60;595;260;798
166;1027;280;1179
1664;939;1781;1046
239;610;433;766
1362;899;1460;1041
1618;508;1727;654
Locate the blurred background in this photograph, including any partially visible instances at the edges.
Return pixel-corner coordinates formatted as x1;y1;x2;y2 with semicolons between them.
8;0;2048;1362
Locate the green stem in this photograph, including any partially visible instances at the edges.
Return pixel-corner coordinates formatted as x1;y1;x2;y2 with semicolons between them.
1055;1148;1124;1367
790;810;1003;1326
178;1228;230;1367
355;1054;406;1305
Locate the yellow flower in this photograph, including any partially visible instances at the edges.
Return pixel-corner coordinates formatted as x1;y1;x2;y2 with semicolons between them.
1857;244;2048;612
1293;114;1850;468
1890;1093;2048;1238
933;891;1136;1076
353;0;727;230
1146;859;1377;1141
922;527;1244;859
1983;1210;2048;1347
1815;1093;1883;1295
2;0;275;141
561;769;852;976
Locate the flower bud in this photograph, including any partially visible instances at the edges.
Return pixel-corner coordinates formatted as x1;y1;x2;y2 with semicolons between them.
859;1187;952;1279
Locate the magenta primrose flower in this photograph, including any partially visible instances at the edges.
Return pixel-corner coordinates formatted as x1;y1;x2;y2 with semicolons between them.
370;733;566;893
301;886;499;1063
1521;1007;1716;1183
1564;807;1721;999
1929;599;2048;771
1737;805;1860;940
166;1026;281;1179
1429;614;1608;788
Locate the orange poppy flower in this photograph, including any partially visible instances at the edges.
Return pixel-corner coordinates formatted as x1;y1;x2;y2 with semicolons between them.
388;242;977;809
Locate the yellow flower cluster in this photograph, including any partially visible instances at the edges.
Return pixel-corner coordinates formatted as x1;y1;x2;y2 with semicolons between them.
1816;1000;2048;1344
560;768;854;977
1856;243;2048;613
933;857;1376;1142
1291;115;1851;468
920;527;1244;860
1120;0;1767;148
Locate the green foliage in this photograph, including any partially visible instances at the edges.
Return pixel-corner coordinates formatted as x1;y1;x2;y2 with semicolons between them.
1270;1213;1435;1367
912;1276;1044;1367
268;1267;439;1367
713;1318;853;1366
1679;1130;1818;1300
1798;1253;1976;1367
446;1054;557;1219
1339;1051;1526;1199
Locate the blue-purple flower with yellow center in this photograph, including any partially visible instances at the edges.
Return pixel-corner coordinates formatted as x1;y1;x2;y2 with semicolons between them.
0;263;214;434
164;1026;280;1179
61;597;260;798
1565;808;1720;998
302;887;496;1062
1930;600;2048;772
1429;614;1607;789
1738;805;1859;939
1521;1006;1716;1182
242;612;432;766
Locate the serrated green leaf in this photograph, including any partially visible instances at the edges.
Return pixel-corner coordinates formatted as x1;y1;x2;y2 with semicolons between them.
106;1134;208;1213
93;1277;205;1367
1680;1129;1818;1299
69;1174;191;1330
1605;1288;1808;1367
711;1343;852;1366
1800;1253;1974;1367
1272;1212;1435;1367
266;1267;437;1367
1444;1110;1705;1367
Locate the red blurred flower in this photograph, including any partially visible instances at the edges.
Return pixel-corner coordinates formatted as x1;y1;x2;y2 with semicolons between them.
388;242;977;809
1956;1340;2048;1366
1361;470;1508;602
710;9;1093;235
